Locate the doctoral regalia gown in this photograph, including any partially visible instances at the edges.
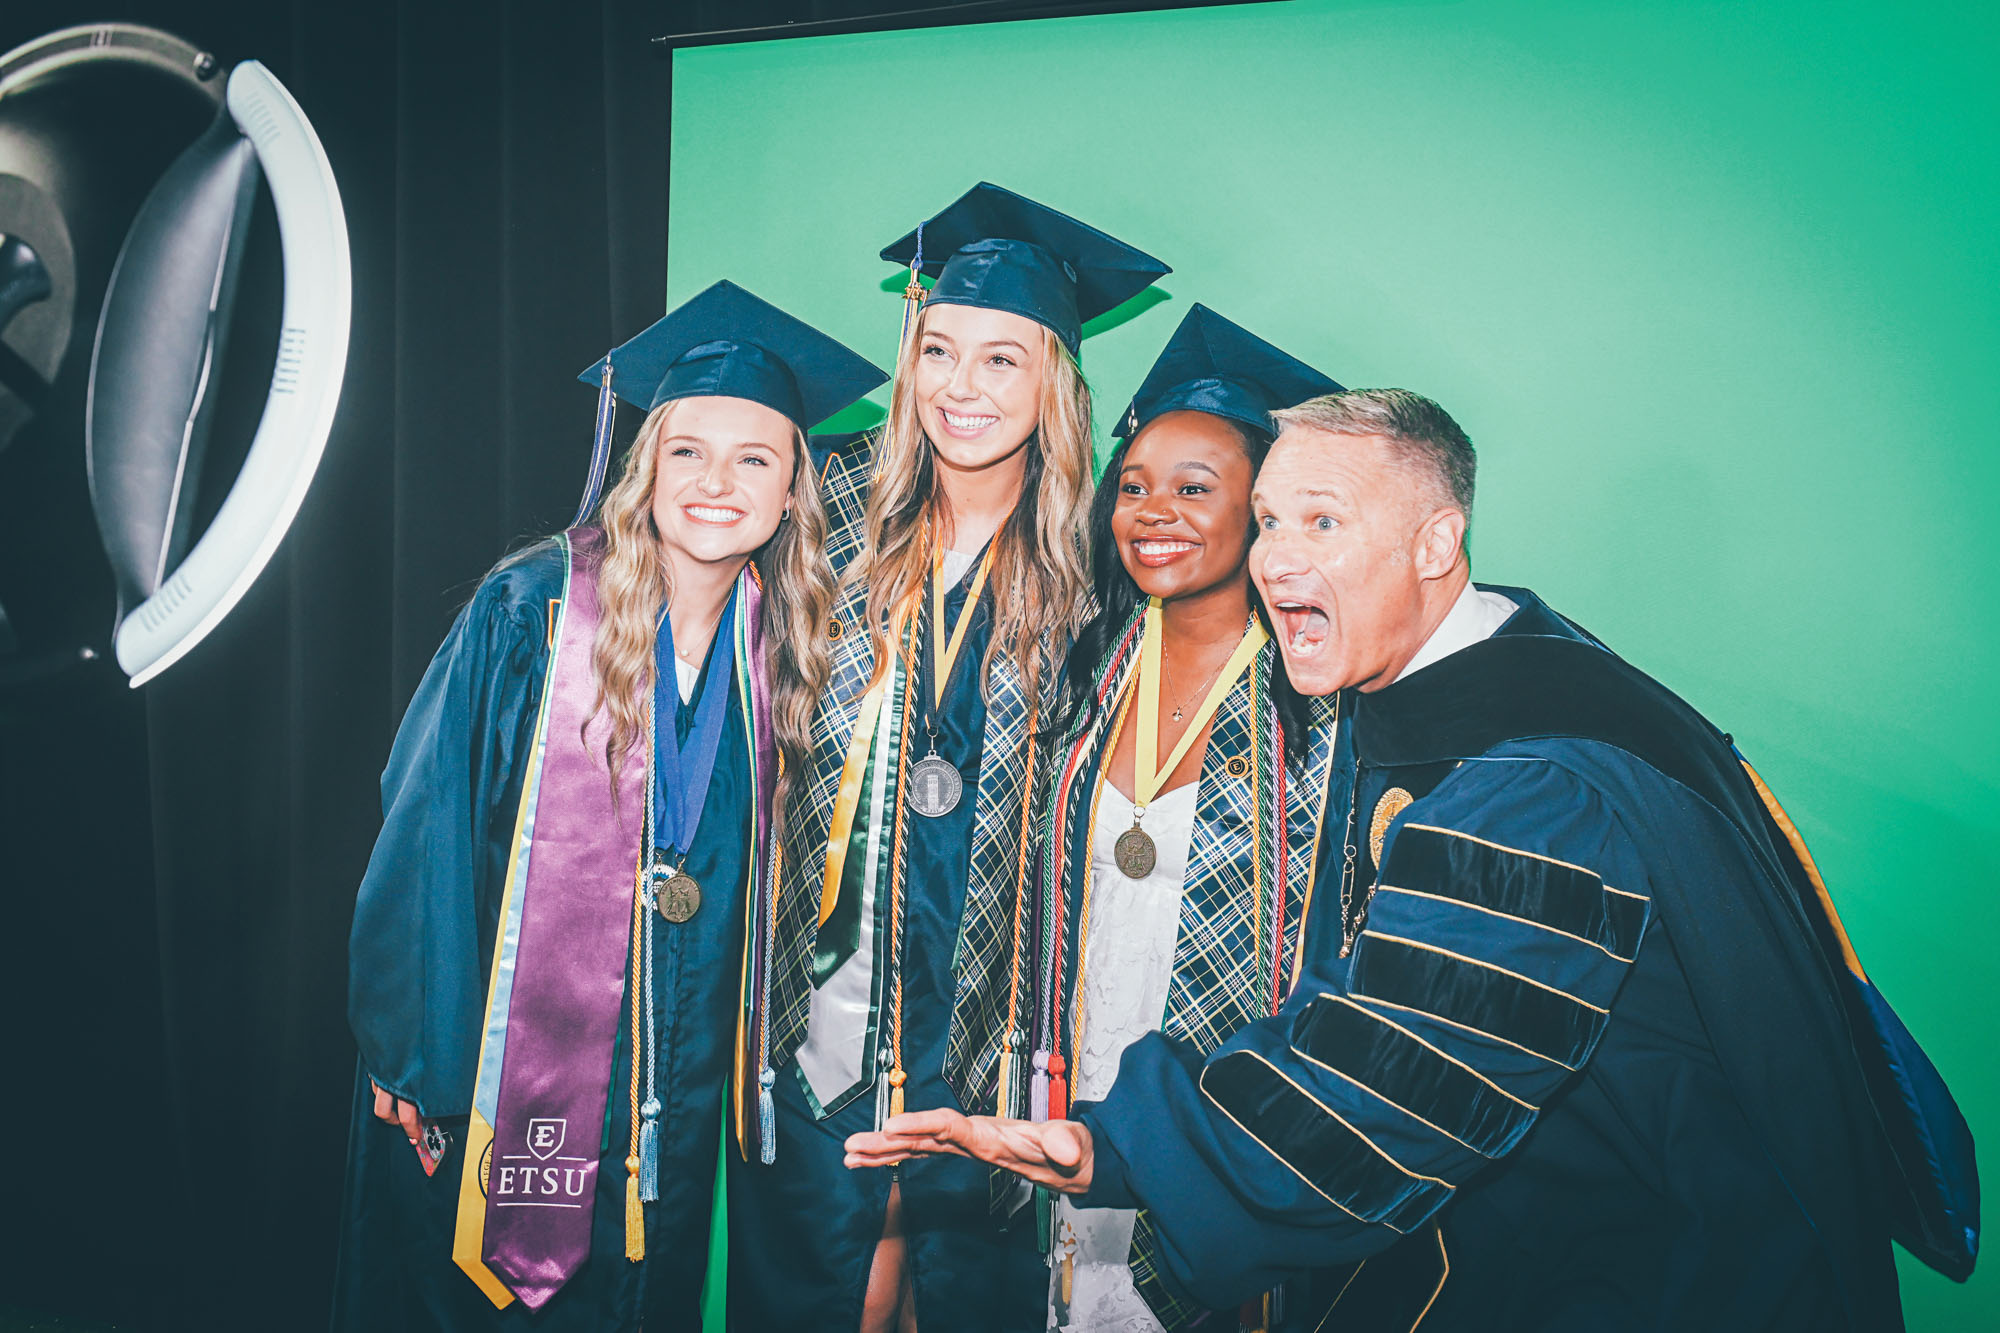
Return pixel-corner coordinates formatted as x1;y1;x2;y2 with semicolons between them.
335;539;753;1331
1072;586;1977;1331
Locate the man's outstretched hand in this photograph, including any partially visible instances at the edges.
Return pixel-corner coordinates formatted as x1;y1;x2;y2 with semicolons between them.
843;1109;1096;1195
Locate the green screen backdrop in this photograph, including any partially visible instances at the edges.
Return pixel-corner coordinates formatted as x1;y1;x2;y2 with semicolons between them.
669;3;1996;1327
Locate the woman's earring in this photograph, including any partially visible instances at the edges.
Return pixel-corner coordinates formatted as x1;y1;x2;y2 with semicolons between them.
781;507;792;522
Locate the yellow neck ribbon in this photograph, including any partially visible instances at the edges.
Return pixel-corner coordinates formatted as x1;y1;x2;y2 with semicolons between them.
929;540;997;715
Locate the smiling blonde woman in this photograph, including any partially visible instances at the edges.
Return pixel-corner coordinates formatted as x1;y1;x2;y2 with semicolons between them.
339;282;883;1332
730;184;1168;1333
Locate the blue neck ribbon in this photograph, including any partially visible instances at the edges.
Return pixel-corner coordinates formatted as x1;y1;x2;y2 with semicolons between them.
651;586;738;863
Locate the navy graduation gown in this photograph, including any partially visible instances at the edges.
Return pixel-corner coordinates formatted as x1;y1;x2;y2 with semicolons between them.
335;543;749;1332
1075;587;1928;1332
728;563;1046;1333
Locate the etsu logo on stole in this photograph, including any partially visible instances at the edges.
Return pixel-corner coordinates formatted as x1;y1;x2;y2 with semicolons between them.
490;1115;592;1209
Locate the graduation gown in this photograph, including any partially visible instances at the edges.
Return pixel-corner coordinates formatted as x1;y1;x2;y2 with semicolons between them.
335;541;751;1332
1073;586;1974;1332
730;438;1048;1332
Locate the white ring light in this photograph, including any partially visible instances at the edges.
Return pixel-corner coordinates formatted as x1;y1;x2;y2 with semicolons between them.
114;59;350;686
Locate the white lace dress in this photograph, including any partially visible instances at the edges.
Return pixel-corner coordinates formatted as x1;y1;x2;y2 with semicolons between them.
1048;780;1199;1333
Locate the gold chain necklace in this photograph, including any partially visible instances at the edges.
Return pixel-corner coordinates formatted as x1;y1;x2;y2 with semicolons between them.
1159;612;1254;723
1337;752;1366;957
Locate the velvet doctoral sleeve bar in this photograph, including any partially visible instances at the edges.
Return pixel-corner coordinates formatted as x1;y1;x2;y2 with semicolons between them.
1075;754;1650;1308
347;547;560;1119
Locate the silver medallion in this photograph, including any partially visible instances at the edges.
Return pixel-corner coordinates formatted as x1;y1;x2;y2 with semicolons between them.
1114;825;1157;880
909;753;963;818
658;871;702;923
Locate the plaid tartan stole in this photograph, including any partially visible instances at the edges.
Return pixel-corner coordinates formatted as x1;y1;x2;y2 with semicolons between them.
1044;623;1345;1331
766;443;877;1067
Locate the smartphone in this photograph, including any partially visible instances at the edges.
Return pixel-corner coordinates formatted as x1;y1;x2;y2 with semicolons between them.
414;1121;452;1177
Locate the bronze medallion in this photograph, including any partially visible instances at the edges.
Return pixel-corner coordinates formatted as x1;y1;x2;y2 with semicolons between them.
1370;787;1415;868
909;753;963;818
659;872;702;923
1114;825;1158;880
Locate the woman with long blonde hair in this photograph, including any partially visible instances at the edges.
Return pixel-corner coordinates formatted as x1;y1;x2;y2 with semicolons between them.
339;282;884;1332
732;185;1170;1333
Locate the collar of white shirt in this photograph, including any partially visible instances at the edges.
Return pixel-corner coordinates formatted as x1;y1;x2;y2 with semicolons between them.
1393;581;1519;683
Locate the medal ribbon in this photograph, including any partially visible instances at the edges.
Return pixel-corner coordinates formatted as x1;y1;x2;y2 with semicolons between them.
651;587;739;864
1131;597;1268;818
922;536;997;721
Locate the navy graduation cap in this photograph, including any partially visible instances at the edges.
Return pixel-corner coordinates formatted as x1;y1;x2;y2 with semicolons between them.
1115;303;1344;441
881;182;1170;357
569;279;887;522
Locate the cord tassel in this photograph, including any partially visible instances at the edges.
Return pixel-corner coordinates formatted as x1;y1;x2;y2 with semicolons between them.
1031;1049;1050;1122
623;1156;645;1260
758;1068;778;1165
637;1096;661;1202
1048;1053;1067;1122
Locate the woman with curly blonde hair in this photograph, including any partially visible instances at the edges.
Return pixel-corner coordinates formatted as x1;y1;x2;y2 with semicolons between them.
732;185;1170;1333
340;282;884;1332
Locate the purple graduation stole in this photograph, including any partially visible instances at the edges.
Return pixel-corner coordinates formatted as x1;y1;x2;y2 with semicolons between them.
449;529;773;1309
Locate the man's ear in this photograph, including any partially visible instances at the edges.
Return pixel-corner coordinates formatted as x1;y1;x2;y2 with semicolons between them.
1413;506;1467;581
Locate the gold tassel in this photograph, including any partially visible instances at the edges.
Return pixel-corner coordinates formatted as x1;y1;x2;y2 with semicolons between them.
624;1155;645;1260
1059;1220;1076;1307
898;260;926;353
888;1066;907;1119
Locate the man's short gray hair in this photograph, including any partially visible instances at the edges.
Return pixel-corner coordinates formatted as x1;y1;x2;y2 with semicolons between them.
1270;389;1477;548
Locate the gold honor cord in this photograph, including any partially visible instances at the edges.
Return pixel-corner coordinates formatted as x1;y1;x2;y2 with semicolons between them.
1116;599;1269;879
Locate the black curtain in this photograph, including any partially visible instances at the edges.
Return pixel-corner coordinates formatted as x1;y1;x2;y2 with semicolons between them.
0;2;1077;1327
0;2;674;1326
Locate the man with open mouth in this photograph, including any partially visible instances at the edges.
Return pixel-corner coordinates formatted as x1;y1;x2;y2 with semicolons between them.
845;388;1975;1331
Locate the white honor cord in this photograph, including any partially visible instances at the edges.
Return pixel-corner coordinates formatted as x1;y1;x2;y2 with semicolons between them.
637;707;662;1200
